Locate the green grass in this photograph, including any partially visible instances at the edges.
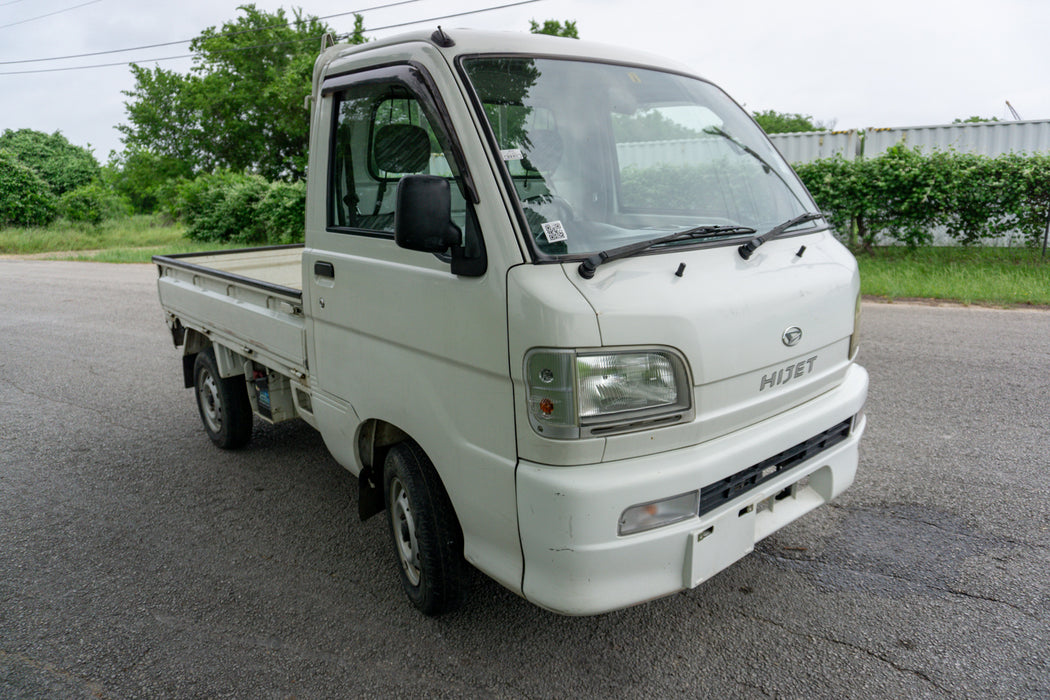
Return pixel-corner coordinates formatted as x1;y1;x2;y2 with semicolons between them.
0;215;243;262
3;220;1048;306
857;246;1050;307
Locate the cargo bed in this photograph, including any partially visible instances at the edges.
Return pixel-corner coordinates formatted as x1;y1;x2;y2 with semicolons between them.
153;245;307;379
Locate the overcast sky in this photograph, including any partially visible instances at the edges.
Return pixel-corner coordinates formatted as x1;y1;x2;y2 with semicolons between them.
2;0;1047;160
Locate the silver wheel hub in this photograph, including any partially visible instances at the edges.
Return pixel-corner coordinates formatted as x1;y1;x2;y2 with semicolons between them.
390;478;421;586
197;369;223;433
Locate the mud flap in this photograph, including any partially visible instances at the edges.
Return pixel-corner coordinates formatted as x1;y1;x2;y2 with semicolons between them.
358;465;385;521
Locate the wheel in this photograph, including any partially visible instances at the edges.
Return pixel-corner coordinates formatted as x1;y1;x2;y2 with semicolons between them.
193;347;253;449
383;441;465;616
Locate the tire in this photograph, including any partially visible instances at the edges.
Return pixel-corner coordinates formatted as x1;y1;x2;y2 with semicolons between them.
193;347;253;449
383;441;465;616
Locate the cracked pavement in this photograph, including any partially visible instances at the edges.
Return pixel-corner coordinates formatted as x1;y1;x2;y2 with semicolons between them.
1;261;1048;697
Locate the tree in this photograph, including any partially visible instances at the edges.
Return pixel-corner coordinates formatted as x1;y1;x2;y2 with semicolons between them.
751;110;825;134
119;7;365;182
104;147;192;214
612;111;702;141
0;128;100;195
529;19;579;38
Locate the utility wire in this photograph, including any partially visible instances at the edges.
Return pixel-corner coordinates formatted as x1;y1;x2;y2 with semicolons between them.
0;0;425;65
339;0;540;40
0;0;102;30
0;0;543;76
0;0;33;7
0;37;319;76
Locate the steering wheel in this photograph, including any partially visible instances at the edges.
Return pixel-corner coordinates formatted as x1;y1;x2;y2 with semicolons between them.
522;193;576;223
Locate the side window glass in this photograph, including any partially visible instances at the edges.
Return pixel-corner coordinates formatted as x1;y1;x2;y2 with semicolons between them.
328;83;467;235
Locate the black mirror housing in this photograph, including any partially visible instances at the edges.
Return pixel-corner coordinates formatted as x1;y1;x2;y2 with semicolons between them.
395;175;462;253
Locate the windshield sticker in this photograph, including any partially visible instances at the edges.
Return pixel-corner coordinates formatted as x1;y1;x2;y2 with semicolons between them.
501;148;524;161
541;221;568;243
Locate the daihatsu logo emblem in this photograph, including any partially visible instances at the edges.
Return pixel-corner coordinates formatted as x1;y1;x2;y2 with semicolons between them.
782;326;803;347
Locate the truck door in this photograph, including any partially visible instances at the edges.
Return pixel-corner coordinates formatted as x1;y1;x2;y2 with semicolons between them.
302;61;522;589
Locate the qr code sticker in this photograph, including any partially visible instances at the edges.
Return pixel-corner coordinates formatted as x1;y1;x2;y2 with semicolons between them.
541;220;567;243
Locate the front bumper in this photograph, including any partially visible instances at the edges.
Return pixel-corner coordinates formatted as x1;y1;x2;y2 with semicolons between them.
516;364;868;615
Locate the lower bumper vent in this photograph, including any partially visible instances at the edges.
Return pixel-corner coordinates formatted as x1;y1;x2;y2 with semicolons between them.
698;417;853;517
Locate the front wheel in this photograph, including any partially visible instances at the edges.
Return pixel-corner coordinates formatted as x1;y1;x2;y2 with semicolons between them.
193;347;253;449
383;442;465;616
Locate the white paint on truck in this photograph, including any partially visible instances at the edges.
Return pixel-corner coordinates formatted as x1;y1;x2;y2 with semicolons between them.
154;28;867;616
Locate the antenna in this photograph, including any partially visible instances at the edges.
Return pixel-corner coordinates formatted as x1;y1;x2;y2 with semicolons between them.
1005;100;1022;121
431;26;454;47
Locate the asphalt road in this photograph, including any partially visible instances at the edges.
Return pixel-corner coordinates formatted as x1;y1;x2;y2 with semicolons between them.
1;260;1048;698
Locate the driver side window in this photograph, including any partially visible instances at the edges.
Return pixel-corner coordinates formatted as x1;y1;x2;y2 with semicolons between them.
328;83;466;235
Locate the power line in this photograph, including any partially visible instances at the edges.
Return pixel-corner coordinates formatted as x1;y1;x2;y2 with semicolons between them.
0;0;543;76
0;0;426;65
0;37;319;76
0;0;102;31
339;0;541;40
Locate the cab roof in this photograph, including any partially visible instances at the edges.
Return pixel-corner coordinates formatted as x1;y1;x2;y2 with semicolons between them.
315;27;699;84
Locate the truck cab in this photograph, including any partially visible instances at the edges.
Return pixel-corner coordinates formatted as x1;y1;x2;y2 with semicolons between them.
156;28;867;616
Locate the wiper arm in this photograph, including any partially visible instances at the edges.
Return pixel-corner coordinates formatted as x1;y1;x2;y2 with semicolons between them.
737;212;824;260
578;225;755;279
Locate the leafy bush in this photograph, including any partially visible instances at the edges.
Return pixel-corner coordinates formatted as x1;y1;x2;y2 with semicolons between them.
172;171;304;244
0;150;58;227
59;182;132;225
0;128;99;196
752;110;825;134
258;180;307;244
104;148;193;214
794;147;1050;249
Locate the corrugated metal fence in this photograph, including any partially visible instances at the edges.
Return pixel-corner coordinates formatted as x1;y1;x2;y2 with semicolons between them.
769;129;861;162
768;119;1050;163
768;120;1050;247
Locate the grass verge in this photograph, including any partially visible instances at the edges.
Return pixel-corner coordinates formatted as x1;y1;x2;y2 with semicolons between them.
0;216;244;262
3;221;1048;307
857;246;1050;307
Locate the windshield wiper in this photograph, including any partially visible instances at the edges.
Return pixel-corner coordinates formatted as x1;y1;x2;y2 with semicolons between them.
577;224;756;279
737;212;824;260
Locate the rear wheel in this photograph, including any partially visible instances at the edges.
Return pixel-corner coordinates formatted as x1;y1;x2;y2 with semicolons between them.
383;441;465;616
193;347;253;449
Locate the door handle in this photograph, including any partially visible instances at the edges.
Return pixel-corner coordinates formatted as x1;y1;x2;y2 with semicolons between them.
314;261;335;278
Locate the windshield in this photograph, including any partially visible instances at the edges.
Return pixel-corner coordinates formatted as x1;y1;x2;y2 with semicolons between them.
461;57;819;258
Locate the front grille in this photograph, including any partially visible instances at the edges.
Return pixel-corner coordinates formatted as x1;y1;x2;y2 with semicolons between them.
698;417;853;517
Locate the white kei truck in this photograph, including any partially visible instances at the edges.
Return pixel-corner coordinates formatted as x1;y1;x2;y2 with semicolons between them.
153;28;868;616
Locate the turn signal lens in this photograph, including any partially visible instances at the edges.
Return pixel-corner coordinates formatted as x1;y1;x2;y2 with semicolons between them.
619;491;699;535
524;350;577;438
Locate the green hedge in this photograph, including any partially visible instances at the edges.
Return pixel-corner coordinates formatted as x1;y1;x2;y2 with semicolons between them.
0;150;58;227
0;128;99;196
171;172;305;245
794;146;1050;249
59;182;132;225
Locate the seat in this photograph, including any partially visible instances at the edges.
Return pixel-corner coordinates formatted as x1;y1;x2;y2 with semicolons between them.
373;124;431;174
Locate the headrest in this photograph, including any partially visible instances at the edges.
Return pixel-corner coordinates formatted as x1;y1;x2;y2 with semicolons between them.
374;124;431;174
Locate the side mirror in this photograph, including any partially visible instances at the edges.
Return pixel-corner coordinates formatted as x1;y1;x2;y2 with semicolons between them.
394;175;462;253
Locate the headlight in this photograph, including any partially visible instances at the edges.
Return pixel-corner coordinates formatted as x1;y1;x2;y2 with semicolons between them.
525;348;692;438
